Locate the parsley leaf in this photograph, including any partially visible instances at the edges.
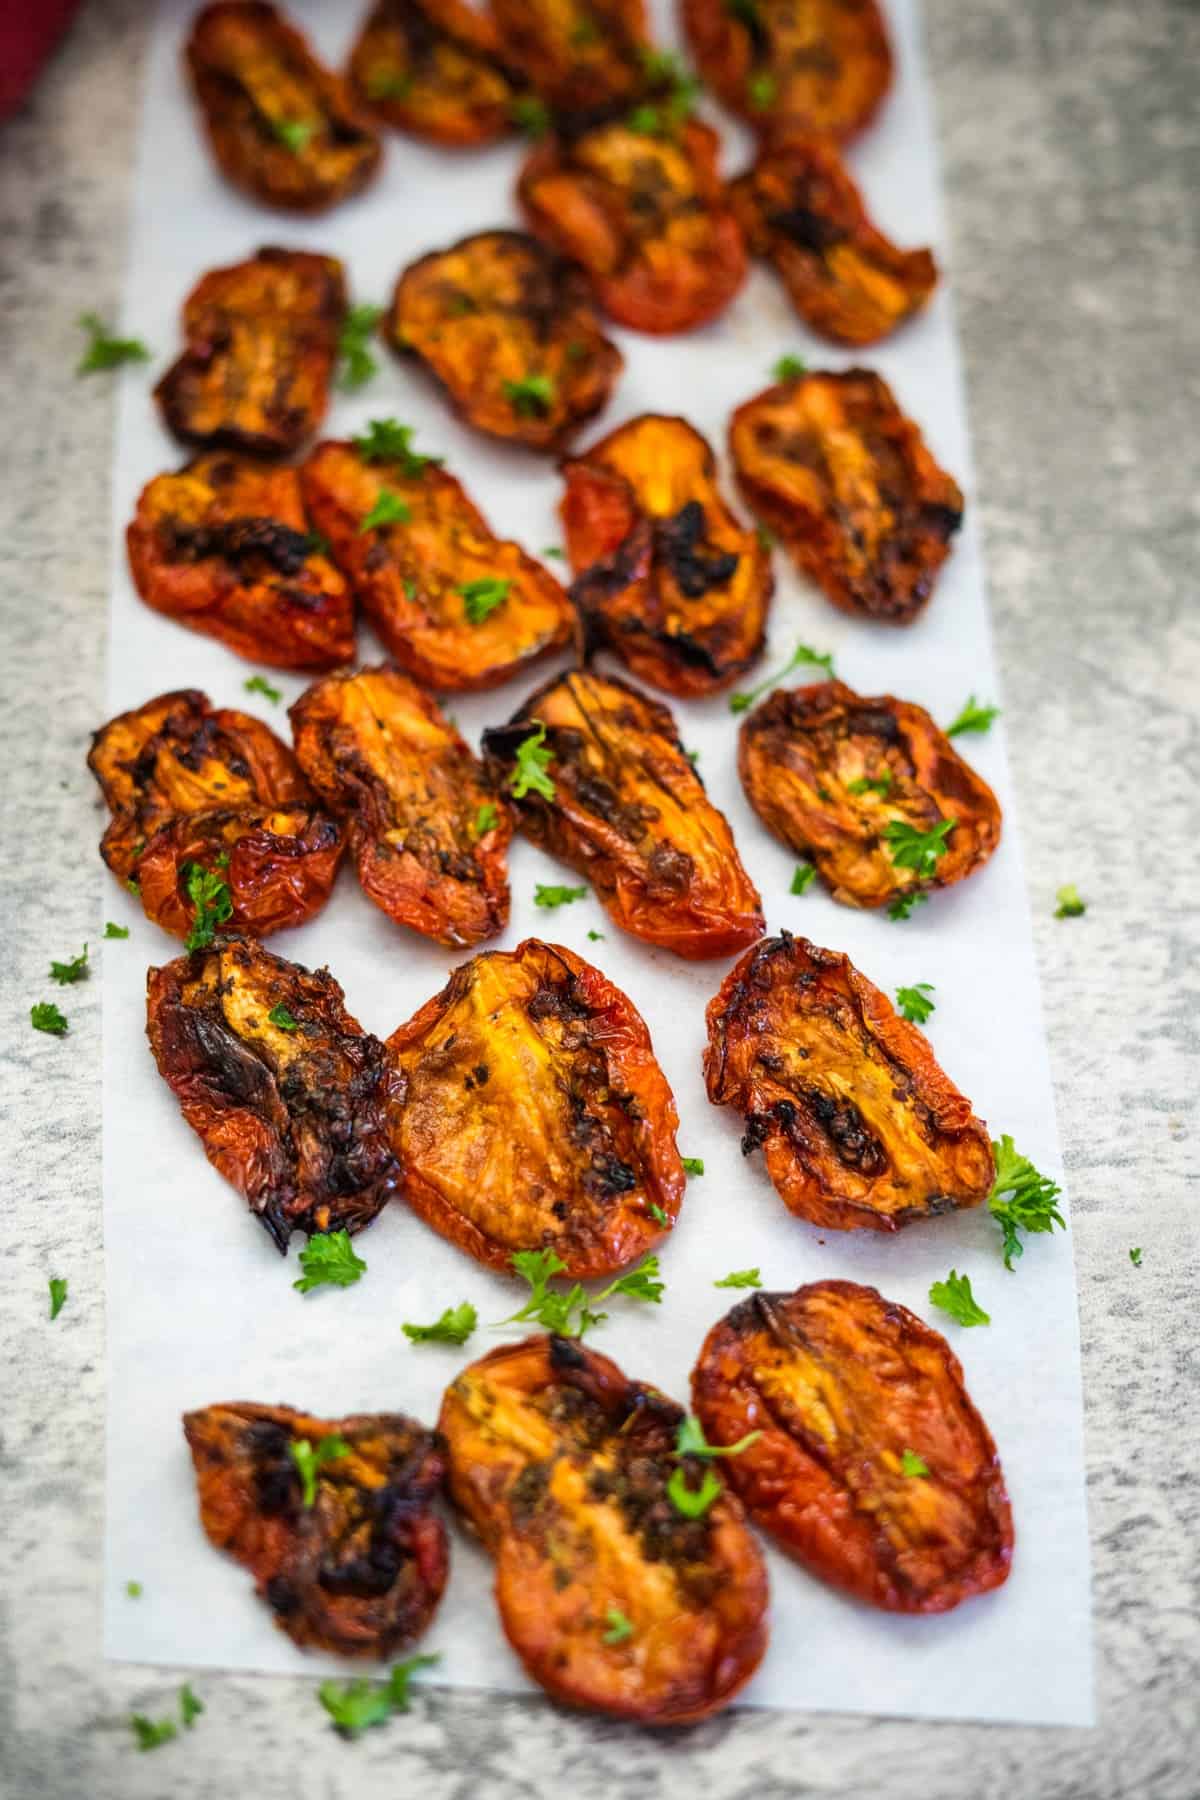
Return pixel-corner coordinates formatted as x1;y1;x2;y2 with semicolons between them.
666;1465;723;1517
500;1251;664;1337
626;55;702;138
587;928;604;941
900;1449;929;1478
682;1156;704;1176
244;674;282;703
988;1135;1065;1269
714;1268;761;1289
77;312;151;374
130;1714;177;1752
366;68;414;100
126;1580;142;1598
458;576;511;623
289;1435;350;1508
675;1416;761;1459
883;818;955;879
48;1276;68;1319
50;944;89;984
179;1684;204;1728
1054;884;1086;918
502;373;555;417
293;1230;367;1294
895;982;935;1024
542;545;565;559
337;302;384;392
747;70;777;110
31;1001;68;1035
473;802;499;837
1129;1247;1143;1266
402;1303;477;1346
928;1269;990;1327
510;724;555;800
790;862;816;896
535;883;587;909
268;1002;299;1031
847;771;893;797
648;1202;669;1225
360;489;412;533
887;890;929;922
510;95;551;139
104;921;130;939
353;417;442;474
273;117;316;152
319;1654;440;1738
183;863;233;952
772;353;807;380
602;1607;633;1644
946;694;999;737
730;640;836;713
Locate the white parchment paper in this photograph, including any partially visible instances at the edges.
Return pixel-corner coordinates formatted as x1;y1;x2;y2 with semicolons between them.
101;0;1093;1725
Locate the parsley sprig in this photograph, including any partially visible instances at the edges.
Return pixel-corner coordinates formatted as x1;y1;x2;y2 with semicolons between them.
947;695;999;737
667;1415;760;1517
458;576;511;623
319;1654;440;1738
928;1269;990;1327
360;489;412;533
473;802;499;837
790;863;816;896
293;1230;367;1293
183;864;232;952
730;640;836;713
503;373;556;418
50;944;89;984
78;312;151;374
887;891;928;922
714;1268;761;1289
772;353;807;380
337;302;384;392
534;883;587;909
499;1249;664;1338
289;1435;349;1508
49;1277;68;1319
1054;884;1086;918
883;817;954;879
104;921;130;939
988;1136;1065;1269
509;723;555;800
31;1001;68;1035
682;1157;704;1177
244;673;282;703
354;417;442;474
895;982;935;1024
402;1303;477;1346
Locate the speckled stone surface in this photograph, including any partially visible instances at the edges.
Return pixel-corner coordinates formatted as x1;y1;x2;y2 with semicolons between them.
1;1;1196;1795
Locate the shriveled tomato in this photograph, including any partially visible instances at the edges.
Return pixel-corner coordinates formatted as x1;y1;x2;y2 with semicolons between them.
387;230;622;451
682;0;892;141
439;1334;768;1720
147;939;401;1251
729;132;937;345
704;933;994;1231
186;1;382;213
155;248;346;458
519;117;746;335
88;689;343;942
483;669;764;958
299;437;571;690
729;369;964;624
691;1281;1014;1612
488;0;652;124
561;413;771;696
290;666;511;947
348;0;521;145
737;678;1002;910
183;1401;447;1655
387;939;683;1277
127;454;354;670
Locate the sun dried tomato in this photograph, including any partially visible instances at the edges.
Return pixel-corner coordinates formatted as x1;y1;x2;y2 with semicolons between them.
737;678;1001;911
439;1334;768;1719
290;666;511;947
488;0;652;124
155;248;347;458
127;454;354;671
183;1401;447;1655
386;230;622;452
348;0;521;145
704;933;995;1230
682;0;892;141
518;117;746;335
186;1;382;212
561;413;771;696
692;1281;1014;1611
387;939;683;1276
483;669;764;958
89;688;344;941
298;437;571;690
729;132;937;345
148;938;401;1251
729;368;964;624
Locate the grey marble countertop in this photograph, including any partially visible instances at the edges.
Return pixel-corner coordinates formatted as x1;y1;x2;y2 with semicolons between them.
2;1;1197;1795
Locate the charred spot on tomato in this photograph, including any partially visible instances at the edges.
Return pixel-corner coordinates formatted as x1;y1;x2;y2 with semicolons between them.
704;933;995;1232
691;1281;1014;1612
438;1335;768;1721
349;0;521;146
387;938;683;1277
737;679;1001;910
681;0;892;141
489;0;654;125
183;1401;447;1656
148;939;400;1251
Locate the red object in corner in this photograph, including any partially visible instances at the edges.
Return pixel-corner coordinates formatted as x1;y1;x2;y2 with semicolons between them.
0;1;81;121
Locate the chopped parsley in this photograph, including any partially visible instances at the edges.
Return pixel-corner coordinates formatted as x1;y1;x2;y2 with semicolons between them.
31;1002;68;1035
542;545;565;559
883;818;955;878
366;69;414;100
180;1684;204;1729
895;982;935;1024
502;373;556;418
1054;884;1086;918
714;1268;761;1289
50;944;89;984
319;1654;440;1738
1129;1247;1143;1266
183;864;233;952
534;883;587;909
887;890;929;922
666;1416;760;1517
500;1249;663;1338
268;1003;299;1031
244;674;282;703
900;1449;930;1478
730;640;836;713
48;1277;68;1320
126;1580;142;1598
293;1230;367;1294
402;1302;477;1346
988;1135;1065;1268
602;1607;633;1645
354;417;441;474
360;489;412;533
509;724;555;800
473;802;499;837
675;1416;761;1460
289;1435;350;1508
772;353;807;381
747;70;777;110
586;928;604;941
77;312;150;374
648;1203;669;1225
847;771;893;798
682;1157;704;1177
458;576;511;623
790;862;816;896
273;117;316;153
928;1269;990;1327
104;921;130;939
337;302;384;392
130;1714;177;1752
666;1465;723;1517
946;695;1000;737
626;56;702;138
509;95;551;139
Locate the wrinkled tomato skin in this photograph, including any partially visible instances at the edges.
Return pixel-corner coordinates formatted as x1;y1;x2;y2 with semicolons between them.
291;666;512;947
561;413;771;697
704;933;995;1231
692;1282;1014;1613
519;119;747;336
147;939;402;1252
729;369;963;625
186;2;382;213
183;1401;448;1656
348;0;520;146
682;0;892;142
127;454;355;671
439;1334;769;1722
483;669;764;959
488;0;652;124
729;133;937;346
156;248;346;459
737;679;1002;910
387;230;622;452
387;939;684;1277
137;806;344;943
299;440;571;691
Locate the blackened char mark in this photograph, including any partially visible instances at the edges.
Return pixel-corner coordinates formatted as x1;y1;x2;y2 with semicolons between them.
654;500;739;598
770;206;845;254
164;515;315;577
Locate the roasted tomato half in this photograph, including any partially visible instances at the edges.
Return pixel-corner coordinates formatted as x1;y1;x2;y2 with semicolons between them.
729;369;964;624
439;1334;768;1721
183;1401;447;1655
483;669;764;958
561;413;771;696
488;0;652;124
387;939;684;1277
147;939;401;1251
291;666;511;947
348;0;520;145
387;230;622;451
692;1282;1014;1612
519;118;746;335
704;933;994;1231
155;248;347;458
738;679;1002;910
729;133;937;345
127;454;354;671
299;439;571;690
186;1;382;213
682;0;892;141
88;688;343;941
